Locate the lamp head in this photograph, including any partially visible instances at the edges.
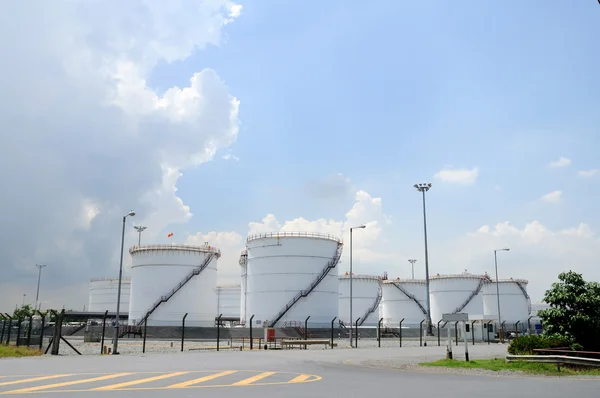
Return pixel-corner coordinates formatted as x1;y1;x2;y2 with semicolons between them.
127;211;135;217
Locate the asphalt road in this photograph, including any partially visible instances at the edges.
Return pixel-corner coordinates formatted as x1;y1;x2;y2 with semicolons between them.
1;344;598;397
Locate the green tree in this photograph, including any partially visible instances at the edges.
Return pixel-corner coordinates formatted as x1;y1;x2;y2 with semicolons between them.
12;304;36;319
538;271;600;350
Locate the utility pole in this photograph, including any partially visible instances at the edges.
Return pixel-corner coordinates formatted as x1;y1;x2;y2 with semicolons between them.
408;259;417;279
414;183;434;336
35;264;46;310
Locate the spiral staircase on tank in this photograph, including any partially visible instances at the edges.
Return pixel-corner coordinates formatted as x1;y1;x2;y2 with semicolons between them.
358;285;382;326
267;241;344;328
135;252;217;326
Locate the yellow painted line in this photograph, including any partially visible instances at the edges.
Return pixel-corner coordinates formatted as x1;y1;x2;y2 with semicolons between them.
1;373;133;394
92;371;189;390
166;370;237;388
288;374;313;383
231;371;276;386
0;374;73;387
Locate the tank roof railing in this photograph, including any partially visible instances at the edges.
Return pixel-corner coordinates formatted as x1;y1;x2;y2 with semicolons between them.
216;284;242;289
492;278;529;284
129;243;221;258
338;274;383;282
90;277;131;282
430;273;491;280
382;278;427;284
246;231;343;243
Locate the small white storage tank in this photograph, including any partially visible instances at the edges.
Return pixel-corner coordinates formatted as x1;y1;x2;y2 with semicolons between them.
429;272;491;323
128;243;221;327
239;250;248;324
217;284;241;319
338;273;382;326
88;277;131;313
245;231;343;328
381;278;428;327
482;278;531;322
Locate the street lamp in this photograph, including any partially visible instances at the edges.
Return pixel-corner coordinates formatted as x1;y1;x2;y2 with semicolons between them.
134;225;147;245
35;264;46;310
408;259;417;279
494;247;510;343
113;210;135;355
349;224;366;348
414;182;434;336
22;294;26;307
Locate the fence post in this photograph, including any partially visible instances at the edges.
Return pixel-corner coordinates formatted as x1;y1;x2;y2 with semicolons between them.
217;314;223;351
501;321;506;342
5;315;13;346
181;313;188;352
249;315;254;350
487;321;492;344
304;316;310;350
37;311;46;350
378;318;383;348
437;320;442;346
419;320;425;347
454;321;459;346
354;318;360;348
330;317;336;349
100;310;108;355
471;321;476;345
0;315;5;344
16;319;22;347
527;316;533;335
142;318;148;354
399;319;404;347
515;321;520;337
27;316;33;347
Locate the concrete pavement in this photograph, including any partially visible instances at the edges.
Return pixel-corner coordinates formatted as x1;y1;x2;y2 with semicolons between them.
0;344;598;397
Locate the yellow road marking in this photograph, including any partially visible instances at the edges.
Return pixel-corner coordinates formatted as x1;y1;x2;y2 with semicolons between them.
92;371;189;390
288;374;313;383
2;373;133;394
166;370;237;388
231;371;276;386
0;375;73;387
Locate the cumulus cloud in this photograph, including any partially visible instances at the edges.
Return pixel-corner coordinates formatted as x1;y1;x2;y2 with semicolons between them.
540;190;563;203
578;169;598;178
433;167;479;185
446;221;600;301
548;157;571;168
0;1;242;312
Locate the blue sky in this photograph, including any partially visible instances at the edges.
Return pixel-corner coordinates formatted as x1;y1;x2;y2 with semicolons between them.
1;0;599;310
154;1;599;238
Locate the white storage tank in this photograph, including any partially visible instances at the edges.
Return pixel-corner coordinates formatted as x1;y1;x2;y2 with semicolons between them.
245;231;343;328
216;284;241;319
239;249;248;325
429;272;491;323
381;278;428;327
482;278;531;322
128;243;221;327
338;273;382;326
88;277;131;313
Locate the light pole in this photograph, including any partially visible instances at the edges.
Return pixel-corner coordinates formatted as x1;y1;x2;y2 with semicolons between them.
408;259;417;279
22;294;26;306
113;210;135;355
35;264;46;310
414;183;434;336
134;225;147;245
494;248;510;343
349;224;366;348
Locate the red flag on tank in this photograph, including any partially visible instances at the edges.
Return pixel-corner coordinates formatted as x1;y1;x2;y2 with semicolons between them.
167;232;173;237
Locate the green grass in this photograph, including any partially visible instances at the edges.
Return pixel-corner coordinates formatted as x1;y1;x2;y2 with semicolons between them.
419;358;600;376
0;345;43;358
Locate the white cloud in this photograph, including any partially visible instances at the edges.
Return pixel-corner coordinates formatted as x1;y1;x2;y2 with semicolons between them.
540;190;563;203
433;167;479;185
548;157;571;168
222;153;240;161
446;221;600;301
578;169;599;178
0;1;243;313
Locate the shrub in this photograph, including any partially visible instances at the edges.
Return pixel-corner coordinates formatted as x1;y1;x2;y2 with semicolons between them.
507;334;574;355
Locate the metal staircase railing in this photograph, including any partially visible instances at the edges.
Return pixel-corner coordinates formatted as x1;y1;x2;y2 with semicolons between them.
136;253;216;326
391;282;428;315
515;281;532;315
358;286;382;326
453;277;489;313
268;242;343;327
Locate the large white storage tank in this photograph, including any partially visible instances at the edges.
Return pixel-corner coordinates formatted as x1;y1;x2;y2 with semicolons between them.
245;231;343;328
482;278;531;322
429;272;491;323
239;250;248;324
381;278;428;327
217;284;241;319
128;243;221;327
338;273;382;326
88;277;131;313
